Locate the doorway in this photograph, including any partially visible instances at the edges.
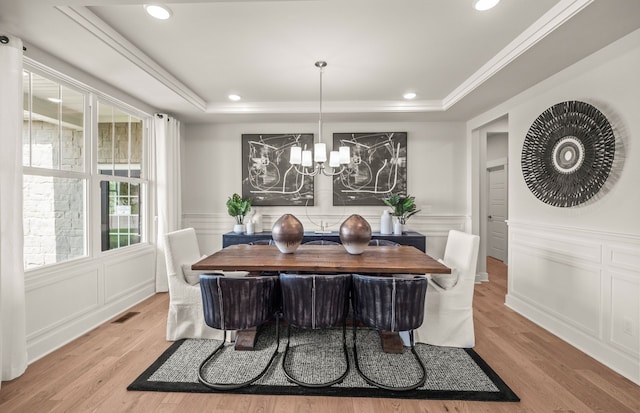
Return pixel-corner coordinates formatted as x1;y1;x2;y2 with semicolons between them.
485;132;508;263
471;116;508;281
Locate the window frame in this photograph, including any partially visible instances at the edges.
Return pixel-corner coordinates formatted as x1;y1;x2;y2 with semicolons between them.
93;96;148;254
23;60;151;272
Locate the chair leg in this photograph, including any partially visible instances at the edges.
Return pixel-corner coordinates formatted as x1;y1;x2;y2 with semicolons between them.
198;314;280;391
282;321;350;388
353;327;426;391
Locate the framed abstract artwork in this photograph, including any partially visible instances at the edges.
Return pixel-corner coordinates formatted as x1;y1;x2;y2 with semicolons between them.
332;132;408;206
241;133;314;206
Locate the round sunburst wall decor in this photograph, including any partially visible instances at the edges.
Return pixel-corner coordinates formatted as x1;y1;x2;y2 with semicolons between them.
521;101;616;207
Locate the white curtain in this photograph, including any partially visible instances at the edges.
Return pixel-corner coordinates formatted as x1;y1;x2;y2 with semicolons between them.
0;34;28;385
152;114;182;292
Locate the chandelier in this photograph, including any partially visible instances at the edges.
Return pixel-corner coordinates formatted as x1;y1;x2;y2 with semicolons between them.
289;61;350;176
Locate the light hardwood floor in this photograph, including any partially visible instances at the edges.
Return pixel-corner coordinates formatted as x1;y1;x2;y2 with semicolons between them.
1;257;638;412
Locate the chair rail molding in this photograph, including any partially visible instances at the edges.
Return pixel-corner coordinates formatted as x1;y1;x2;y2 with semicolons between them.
506;219;640;385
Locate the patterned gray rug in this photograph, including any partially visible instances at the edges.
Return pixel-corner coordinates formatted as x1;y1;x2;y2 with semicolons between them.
128;326;519;401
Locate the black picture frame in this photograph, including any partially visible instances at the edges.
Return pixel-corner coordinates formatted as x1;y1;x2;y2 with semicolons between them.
332;132;408;206
241;133;314;206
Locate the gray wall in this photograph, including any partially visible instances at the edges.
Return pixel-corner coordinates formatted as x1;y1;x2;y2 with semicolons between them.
181;121;468;258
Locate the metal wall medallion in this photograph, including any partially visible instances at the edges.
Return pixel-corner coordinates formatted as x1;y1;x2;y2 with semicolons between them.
521;101;615;207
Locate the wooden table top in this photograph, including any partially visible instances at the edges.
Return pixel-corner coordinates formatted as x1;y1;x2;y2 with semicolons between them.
192;244;450;275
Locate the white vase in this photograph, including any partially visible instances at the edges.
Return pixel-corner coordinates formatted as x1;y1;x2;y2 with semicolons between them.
380;210;392;235
245;220;254;235
393;219;403;235
233;223;245;234
253;212;263;233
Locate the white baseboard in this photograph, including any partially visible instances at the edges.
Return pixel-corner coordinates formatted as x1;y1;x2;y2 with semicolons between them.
506;293;639;385
475;271;489;283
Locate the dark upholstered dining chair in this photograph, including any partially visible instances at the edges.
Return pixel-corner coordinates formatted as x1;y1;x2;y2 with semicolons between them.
279;273;352;388
368;239;400;246
198;274;280;390
303;240;341;245
351;273;428;391
248;239;276;245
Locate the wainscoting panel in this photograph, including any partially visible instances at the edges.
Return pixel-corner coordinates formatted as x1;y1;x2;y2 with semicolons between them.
609;271;639;355
608;245;640;272
182;213;467;259
506;221;640;385
103;249;157;303
510;247;602;336
24;245;156;363
25;267;100;340
510;229;602;264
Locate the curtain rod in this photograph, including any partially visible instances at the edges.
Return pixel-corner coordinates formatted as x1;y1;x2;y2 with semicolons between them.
0;35;27;51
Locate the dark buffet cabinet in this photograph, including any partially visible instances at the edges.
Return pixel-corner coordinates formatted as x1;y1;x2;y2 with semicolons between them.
222;231;426;252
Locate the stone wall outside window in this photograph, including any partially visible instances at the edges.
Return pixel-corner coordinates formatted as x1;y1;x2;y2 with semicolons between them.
23;120;141;268
23;121;84;268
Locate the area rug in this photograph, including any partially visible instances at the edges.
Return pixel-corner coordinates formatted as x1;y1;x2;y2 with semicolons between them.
128;327;519;401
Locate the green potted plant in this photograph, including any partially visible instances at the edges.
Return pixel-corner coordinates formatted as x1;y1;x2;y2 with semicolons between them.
382;193;421;234
226;193;252;233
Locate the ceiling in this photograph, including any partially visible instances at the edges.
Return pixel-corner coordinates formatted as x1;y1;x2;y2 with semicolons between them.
3;0;640;124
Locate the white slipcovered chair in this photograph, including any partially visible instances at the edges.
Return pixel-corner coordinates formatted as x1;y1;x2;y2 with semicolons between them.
164;228;244;341
414;230;480;348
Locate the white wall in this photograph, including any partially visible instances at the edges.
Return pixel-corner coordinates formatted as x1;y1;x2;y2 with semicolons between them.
469;28;640;384
181;121;467;258
486;133;508;162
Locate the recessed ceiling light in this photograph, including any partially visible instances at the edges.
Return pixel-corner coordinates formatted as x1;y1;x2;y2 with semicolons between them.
47;97;62;103
403;92;417;100
144;4;172;20
473;0;500;11
228;94;241;101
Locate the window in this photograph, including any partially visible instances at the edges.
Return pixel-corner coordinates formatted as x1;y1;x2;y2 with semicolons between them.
97;101;144;252
102;179;141;250
23;70;88;270
23;72;86;172
22;66;148;270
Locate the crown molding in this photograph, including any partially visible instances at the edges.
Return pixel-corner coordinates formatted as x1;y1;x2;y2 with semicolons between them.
205;99;444;115
57;1;593;117
442;0;594;109
56;5;207;112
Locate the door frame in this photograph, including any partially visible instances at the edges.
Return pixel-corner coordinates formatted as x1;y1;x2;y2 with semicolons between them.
470;115;508;283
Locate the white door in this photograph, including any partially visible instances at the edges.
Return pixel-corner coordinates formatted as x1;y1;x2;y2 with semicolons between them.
487;165;508;262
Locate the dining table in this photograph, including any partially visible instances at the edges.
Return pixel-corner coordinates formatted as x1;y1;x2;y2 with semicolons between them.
193;244;450;274
192;244;451;352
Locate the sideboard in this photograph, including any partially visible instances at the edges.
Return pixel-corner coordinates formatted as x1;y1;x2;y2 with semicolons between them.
222;231;426;252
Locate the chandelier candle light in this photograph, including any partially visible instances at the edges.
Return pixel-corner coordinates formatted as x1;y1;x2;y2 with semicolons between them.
289;61;351;176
